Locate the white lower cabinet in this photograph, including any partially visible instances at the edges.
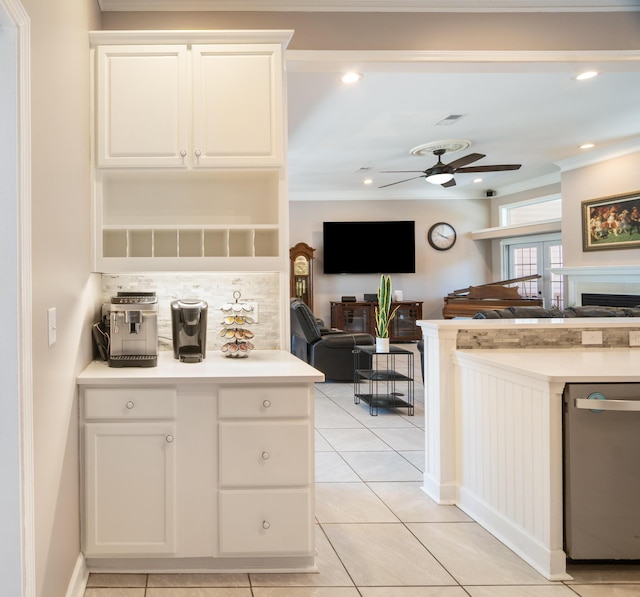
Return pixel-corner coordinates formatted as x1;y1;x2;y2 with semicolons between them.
217;384;314;557
80;379;315;568
82;386;178;556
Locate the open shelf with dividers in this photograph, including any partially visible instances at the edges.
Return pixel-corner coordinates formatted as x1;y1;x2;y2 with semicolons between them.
95;169;283;271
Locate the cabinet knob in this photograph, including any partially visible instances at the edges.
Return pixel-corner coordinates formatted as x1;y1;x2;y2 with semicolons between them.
179;149;187;158
261;451;270;460
125;401;135;410
262;520;271;530
194;149;201;163
262;399;271;408
166;435;174;443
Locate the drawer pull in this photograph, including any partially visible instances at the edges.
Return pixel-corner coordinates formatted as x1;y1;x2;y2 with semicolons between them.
261;451;270;460
262;520;271;530
166;435;174;443
263;399;271;408
125;401;135;410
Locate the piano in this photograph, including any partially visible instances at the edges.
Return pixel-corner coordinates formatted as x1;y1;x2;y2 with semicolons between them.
442;274;543;319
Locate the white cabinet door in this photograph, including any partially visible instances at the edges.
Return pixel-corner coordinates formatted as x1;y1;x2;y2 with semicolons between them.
96;45;189;167
192;44;284;166
84;421;177;556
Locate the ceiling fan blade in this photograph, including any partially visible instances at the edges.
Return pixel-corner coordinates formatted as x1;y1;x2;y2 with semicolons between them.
442;178;457;188
446;152;486;170
456;164;522;173
378;175;426;188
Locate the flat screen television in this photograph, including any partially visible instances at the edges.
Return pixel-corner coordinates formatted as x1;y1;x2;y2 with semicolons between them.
323;221;416;274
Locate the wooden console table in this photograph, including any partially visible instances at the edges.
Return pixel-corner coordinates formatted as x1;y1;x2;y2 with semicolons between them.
330;301;423;342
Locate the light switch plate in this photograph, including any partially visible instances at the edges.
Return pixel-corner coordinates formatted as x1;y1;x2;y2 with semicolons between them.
47;307;57;346
630;331;640;347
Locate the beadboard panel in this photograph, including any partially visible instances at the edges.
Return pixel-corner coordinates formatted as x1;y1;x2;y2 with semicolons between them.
454;354;568;580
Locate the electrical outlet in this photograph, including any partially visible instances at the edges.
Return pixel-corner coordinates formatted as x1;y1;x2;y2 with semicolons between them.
629;331;640;347
247;302;259;323
47;307;57;346
581;330;602;345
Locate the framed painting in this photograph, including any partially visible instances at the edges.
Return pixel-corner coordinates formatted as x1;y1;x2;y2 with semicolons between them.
582;190;640;251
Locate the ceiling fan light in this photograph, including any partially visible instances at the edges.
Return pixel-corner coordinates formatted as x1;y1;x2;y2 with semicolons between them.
426;172;454;185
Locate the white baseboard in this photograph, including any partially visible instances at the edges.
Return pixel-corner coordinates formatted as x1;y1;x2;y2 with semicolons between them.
65;553;89;597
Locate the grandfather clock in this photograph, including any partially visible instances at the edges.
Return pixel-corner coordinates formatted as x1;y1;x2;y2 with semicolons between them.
290;242;315;311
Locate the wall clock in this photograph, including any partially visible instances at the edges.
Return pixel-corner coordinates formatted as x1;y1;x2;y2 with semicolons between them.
428;222;457;251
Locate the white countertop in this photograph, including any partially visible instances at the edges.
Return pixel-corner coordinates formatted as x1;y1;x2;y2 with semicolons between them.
454;348;640;383
77;350;325;385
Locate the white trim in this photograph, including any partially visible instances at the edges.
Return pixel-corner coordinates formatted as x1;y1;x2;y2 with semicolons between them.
65;554;89;597
0;1;34;596
89;29;294;47
471;219;561;241
96;0;640;12
286;49;640;72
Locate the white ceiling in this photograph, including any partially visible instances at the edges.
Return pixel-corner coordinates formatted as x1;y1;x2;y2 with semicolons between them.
287;54;640;201
97;0;640;202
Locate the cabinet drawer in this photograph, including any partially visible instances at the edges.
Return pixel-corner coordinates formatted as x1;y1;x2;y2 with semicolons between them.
219;421;310;487
218;489;312;556
218;385;311;419
84;388;176;419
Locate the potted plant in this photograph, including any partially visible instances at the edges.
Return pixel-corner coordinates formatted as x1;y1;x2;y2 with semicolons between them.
374;274;400;352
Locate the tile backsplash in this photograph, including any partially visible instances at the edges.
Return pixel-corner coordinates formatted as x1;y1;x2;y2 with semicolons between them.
101;272;281;351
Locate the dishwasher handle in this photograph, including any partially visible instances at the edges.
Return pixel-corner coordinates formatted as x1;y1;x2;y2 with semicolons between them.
576;398;640;412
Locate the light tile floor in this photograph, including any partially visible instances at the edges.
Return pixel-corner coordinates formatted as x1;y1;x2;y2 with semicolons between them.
84;344;640;597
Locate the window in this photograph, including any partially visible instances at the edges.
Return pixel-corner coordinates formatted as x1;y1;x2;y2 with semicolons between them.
502;234;564;308
500;195;561;226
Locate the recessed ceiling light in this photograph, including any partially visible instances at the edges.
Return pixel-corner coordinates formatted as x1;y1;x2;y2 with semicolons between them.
576;70;599;81
580;143;595;149
363;178;373;185
341;72;363;84
473;178;483;183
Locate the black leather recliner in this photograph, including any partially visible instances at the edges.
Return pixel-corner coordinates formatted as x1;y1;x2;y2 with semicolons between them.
290;298;374;382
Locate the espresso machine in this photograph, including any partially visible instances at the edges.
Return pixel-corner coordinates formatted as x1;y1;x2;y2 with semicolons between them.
108;292;158;367
171;299;208;362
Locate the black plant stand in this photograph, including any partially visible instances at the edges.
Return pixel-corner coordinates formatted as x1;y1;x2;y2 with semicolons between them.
353;345;414;416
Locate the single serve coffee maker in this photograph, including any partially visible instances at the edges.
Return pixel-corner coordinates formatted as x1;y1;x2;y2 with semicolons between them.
108;292;158;367
171;299;208;362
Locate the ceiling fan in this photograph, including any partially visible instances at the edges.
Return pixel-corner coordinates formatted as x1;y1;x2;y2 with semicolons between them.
379;148;522;188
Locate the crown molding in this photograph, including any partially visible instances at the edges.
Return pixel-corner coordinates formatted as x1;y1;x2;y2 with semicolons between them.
97;0;640;12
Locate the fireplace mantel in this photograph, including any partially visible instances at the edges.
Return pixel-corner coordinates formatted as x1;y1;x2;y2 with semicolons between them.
552;265;640;306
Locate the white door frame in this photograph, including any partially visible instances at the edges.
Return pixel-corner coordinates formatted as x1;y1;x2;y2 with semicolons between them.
0;0;35;595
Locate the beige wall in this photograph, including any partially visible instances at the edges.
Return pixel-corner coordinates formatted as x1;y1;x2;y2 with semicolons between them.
101;11;640;52
562;151;640;268
21;0;101;595
289;198;492;321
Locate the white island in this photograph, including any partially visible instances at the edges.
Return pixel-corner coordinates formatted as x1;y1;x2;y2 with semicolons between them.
452;348;640;581
77;350;323;574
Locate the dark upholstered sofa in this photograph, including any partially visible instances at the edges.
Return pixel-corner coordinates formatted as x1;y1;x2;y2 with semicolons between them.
290;298;374;382
472;305;640;319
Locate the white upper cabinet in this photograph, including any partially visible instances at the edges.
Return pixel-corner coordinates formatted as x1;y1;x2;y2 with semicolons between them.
96;45;189;167
94;35;287;168
89;31;292;272
192;44;283;166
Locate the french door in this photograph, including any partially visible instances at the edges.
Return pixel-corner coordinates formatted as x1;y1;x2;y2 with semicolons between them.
503;234;564;308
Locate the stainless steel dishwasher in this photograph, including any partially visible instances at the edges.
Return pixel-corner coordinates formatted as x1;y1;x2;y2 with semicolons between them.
563;383;640;561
